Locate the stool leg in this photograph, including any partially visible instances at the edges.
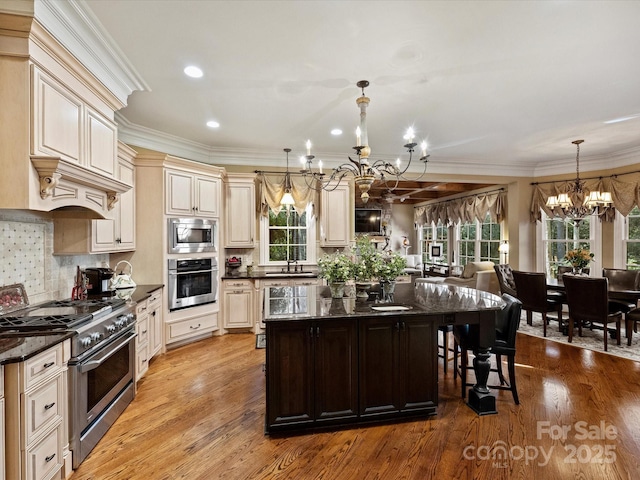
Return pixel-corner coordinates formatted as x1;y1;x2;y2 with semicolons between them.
442;330;448;375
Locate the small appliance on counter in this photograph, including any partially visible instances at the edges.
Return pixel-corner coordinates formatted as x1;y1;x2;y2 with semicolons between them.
84;267;115;295
226;256;242;276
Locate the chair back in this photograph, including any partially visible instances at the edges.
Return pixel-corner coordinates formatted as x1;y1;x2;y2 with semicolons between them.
496;293;522;346
512;271;548;311
563;275;609;323
494;264;517;297
602;268;640;291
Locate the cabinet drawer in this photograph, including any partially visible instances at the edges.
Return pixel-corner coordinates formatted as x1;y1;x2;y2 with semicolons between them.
136;343;149;381
260;279;290;288
148;289;162;305
290;278;319;286
25;422;63;480
136;315;149;346
24;343;64;390
166;314;216;342
223;279;253;289
136;302;149;316
24;374;64;446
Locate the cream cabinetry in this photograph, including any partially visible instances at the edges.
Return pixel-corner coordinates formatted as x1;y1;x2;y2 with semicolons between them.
135;288;164;382
165;310;218;346
4;340;71;480
31;66;117;177
224;174;256;248
222;279;254;329
166;170;221;218
320;183;351;247
1;365;4;480
52;142;136;254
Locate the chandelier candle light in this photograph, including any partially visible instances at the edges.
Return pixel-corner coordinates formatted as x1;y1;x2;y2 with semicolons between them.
545;140;613;222
299;80;430;203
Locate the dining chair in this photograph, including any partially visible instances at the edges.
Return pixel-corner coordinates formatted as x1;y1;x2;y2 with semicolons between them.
563;275;622;352
494;264;517;297
453;293;523;404
512;271;563;337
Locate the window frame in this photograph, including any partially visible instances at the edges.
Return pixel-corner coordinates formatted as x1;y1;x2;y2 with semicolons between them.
614;206;640;270
454;213;502;266
259;205;317;266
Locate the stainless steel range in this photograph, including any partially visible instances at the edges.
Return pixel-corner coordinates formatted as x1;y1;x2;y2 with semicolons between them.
0;297;137;468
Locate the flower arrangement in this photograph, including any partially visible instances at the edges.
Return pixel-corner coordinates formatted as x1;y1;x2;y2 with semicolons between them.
564;247;594;269
353;235;378;281
317;250;354;283
370;250;407;281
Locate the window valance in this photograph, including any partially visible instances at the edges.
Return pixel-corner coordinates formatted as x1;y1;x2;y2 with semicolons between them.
414;190;506;226
258;173;317;217
530;174;640;222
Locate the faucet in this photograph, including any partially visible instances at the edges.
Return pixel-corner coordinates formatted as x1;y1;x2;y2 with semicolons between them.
294;261;300;273
286;259;293;272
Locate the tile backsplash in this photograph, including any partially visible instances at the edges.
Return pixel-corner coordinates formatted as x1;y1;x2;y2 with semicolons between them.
0;210;109;304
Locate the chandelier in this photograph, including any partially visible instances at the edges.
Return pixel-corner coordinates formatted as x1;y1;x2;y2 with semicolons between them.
299;80;430;203
545;139;613;222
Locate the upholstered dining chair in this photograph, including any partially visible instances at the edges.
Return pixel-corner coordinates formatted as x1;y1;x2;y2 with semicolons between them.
563;275;622;352
453;293;523;404
512;271;563;337
494;264;517;297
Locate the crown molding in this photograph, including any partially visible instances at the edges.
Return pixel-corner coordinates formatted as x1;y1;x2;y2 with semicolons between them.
532;145;640;177
32;0;148;106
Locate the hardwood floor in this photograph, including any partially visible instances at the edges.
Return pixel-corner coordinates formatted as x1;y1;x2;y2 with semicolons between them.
71;332;640;480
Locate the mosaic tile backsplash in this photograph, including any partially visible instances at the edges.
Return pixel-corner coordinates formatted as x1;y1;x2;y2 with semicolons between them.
0;211;109;304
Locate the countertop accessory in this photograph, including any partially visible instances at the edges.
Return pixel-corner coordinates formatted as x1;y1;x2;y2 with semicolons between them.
110;261;137;290
0;283;29;314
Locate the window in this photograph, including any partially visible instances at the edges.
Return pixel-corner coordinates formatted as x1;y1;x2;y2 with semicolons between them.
539;214;596;279
421;222;449;263
260;206;316;265
455;214;501;266
619;206;640;269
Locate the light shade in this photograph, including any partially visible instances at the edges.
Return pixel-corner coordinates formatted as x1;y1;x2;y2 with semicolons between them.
280;190;295;206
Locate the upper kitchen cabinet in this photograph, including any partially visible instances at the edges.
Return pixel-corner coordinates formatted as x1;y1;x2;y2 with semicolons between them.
319;182;352;247
166;170;221;218
53;142;137;254
0;14;130;218
224;173;256;248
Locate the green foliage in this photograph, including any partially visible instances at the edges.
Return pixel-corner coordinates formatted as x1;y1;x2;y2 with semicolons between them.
317;250;354;283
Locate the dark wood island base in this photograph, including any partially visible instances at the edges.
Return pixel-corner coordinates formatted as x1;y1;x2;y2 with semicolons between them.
264;283;504;434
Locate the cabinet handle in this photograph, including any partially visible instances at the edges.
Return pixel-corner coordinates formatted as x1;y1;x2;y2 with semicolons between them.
315;326;320;337
142;330;147;334
44;402;56;410
190;324;201;329
45;453;56;462
43;361;55;368
233;290;244;294
151;311;156;317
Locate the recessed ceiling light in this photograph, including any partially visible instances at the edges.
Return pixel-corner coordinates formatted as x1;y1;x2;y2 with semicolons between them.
184;66;203;78
331;128;343;136
206;121;220;128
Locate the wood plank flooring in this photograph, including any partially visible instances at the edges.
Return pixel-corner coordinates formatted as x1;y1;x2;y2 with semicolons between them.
71;332;640;479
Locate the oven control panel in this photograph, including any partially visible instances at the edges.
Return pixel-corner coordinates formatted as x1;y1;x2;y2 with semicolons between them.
73;306;136;358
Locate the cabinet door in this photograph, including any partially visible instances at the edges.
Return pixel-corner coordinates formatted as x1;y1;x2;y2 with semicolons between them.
358;317;400;417
148;296;163;358
266;321;314;429
166;170;195;215
86;108;117;177
117;160;136;250
313;320;358;423
320;184;351;247
398;318;438;412
224;181;255;247
92;219;116;252
223;287;254;328
31;67;82;163
195;175;220;217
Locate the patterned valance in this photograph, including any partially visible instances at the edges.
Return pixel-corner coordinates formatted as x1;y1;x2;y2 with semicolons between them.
258;173;317;217
529;173;640;222
414;190;507;226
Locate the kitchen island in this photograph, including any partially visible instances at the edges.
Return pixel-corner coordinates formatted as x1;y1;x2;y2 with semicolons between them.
264;282;504;434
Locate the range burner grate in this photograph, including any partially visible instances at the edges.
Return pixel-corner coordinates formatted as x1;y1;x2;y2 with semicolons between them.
0;314;91;331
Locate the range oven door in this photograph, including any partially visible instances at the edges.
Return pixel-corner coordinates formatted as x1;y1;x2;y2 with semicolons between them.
69;328;136;468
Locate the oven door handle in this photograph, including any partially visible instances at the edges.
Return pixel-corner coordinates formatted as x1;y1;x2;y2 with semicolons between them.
79;330;137;374
168;269;217;275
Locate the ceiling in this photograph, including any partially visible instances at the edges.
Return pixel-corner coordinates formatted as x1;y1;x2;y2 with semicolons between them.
77;0;640;202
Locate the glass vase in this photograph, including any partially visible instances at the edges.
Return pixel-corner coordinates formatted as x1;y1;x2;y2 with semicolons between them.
329;281;346;299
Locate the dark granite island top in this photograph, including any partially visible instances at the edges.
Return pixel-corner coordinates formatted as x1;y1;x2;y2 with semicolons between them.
263;282;505;434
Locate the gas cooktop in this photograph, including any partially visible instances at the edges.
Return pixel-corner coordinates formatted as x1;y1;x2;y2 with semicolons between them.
0;298;126;332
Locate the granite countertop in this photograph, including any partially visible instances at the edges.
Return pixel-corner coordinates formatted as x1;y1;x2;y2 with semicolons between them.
263;282;504;322
128;284;164;304
0;331;74;365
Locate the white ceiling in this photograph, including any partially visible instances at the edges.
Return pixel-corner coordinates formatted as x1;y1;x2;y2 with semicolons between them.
79;0;640;177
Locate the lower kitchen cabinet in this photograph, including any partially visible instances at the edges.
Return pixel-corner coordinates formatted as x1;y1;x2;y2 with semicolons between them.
266;319;358;431
165;308;218;347
135;287;163;382
1;365;4;480
359;316;438;418
222;279;254;329
4;340;71;480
